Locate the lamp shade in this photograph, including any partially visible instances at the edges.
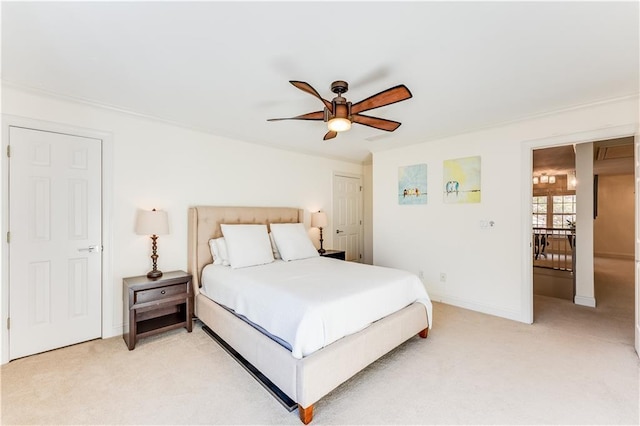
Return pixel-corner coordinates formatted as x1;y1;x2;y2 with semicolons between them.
135;209;169;235
311;211;328;228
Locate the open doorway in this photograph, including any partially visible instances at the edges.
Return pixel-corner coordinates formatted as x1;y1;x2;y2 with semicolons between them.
532;145;577;300
531;137;635;345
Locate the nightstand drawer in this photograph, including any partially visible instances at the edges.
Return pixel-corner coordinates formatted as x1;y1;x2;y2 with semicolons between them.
135;283;187;304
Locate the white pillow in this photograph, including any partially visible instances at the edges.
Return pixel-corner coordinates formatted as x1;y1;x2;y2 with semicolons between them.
208;238;222;265
270;223;319;262
220;224;274;269
208;237;230;266
269;232;281;260
216;238;230;266
218;238;230;266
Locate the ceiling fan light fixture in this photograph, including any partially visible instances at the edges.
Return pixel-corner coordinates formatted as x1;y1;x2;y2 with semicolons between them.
327;117;351;132
267;79;412;140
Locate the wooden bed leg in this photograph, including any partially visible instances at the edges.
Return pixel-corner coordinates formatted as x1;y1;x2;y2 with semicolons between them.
419;328;429;338
299;404;313;424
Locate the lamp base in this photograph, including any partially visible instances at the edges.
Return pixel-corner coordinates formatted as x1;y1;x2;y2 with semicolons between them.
146;269;163;279
318;228;325;255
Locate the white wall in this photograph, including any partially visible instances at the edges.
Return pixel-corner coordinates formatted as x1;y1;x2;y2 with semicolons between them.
373;96;638;323
594;173;635;259
0;85;363;360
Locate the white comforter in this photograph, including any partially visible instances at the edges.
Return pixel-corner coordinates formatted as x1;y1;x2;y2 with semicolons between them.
200;257;432;359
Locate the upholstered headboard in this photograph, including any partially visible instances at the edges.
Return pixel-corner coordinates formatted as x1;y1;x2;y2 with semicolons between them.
187;206;304;289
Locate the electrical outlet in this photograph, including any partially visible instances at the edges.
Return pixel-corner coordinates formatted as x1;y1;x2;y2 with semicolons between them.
440;273;447;282
418;270;424;280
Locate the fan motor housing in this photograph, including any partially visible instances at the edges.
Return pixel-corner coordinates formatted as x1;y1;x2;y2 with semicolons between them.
330;80;349;95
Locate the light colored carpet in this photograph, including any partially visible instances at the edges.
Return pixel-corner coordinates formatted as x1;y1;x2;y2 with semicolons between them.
2;258;638;425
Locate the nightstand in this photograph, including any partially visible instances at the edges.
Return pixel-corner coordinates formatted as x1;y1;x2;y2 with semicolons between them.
320;249;346;261
123;270;193;350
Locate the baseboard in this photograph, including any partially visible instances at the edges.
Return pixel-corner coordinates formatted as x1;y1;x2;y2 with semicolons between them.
594;252;634;260
574;295;597;307
427;292;525;323
104;324;124;339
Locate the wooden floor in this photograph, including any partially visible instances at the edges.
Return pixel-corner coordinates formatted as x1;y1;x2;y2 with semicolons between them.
533;252;573;271
534;254;633;303
534;266;573;300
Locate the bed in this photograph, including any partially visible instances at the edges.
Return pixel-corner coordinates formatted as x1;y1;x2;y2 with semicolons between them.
187;206;431;424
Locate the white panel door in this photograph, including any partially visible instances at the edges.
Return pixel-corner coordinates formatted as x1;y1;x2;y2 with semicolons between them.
9;127;102;359
333;174;363;262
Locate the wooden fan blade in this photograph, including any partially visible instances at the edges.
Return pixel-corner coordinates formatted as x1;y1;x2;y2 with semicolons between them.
351;84;412;115
352;114;402;132
290;81;333;111
267;110;324;122
323;130;337;140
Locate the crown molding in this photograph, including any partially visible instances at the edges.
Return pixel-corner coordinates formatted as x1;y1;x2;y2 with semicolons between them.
1;80;367;165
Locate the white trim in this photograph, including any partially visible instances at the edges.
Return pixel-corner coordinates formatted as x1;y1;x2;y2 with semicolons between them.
428;292;524;323
9;80;633;132
1;122;9;364
1;81;363;165
521;139;535;324
374;95;640;156
2;80;201;132
574;295;597;308
5;81;637;167
522;124;638;148
521;123;638;327
100;126;118;338
0;114;115;364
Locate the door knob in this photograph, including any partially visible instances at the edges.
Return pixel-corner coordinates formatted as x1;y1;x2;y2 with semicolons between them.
78;245;100;253
336;229;344;234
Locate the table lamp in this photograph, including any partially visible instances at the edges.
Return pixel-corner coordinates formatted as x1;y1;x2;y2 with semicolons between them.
311;211;328;254
135;208;169;278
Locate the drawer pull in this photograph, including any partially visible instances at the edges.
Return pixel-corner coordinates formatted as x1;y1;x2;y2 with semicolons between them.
161;290;166;295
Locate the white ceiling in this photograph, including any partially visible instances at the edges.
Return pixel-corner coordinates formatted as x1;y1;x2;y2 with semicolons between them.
2;1;638;164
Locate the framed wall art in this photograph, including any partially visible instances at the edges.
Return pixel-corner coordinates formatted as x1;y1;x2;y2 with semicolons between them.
443;156;481;204
398;163;427;205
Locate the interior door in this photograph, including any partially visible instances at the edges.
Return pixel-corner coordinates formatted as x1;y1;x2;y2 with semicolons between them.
333;174;363;262
9;127;102;360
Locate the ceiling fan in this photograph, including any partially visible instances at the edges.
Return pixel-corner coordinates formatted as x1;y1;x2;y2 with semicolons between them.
267;80;412;140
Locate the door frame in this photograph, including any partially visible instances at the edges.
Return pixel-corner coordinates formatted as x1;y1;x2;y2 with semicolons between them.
332;171;364;262
1;115;114;364
520;124;638;340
